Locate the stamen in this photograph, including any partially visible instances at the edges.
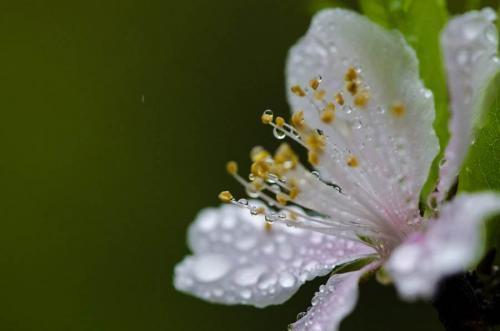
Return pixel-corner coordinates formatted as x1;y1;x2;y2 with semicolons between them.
335;92;345;105
261;109;274;124
390;101;406;118
354;89;370;108
344;66;358;82
345;81;358;95
320;109;335;123
226;161;238;175
347;154;359;167
218;190;234;203
291;85;306;97
309;77;321;90
291;111;305;129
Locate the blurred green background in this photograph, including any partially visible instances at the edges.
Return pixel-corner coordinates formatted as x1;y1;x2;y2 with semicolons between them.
0;1;496;330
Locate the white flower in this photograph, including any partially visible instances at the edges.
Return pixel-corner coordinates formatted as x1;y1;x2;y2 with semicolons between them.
174;8;500;331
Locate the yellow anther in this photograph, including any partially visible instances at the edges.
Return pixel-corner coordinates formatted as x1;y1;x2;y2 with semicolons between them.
291;111;305;129
308;151;320;166
250;146;270;163
261;112;273;124
289;186;299;199
321;109;335;123
314;89;326;101
252;177;264;191
309;78;320;90
291;85;306;97
390;101;406;118
347;155;359;167
354;90;370;108
275;116;285;127
218;191;234;203
276;193;289;206
226;161;238;175
335;92;345;106
274;143;298;169
346;81;358;95
265;222;273;232
251;161;270;178
305;133;325;151
344;66;358;82
326;102;336;111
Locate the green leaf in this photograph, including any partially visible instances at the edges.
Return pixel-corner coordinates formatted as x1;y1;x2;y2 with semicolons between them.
458;72;500;192
358;0;449;202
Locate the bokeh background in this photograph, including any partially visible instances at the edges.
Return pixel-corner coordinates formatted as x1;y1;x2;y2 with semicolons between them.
0;1;497;330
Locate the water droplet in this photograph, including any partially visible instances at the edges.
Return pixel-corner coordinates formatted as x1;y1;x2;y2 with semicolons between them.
376;106;386;114
279;272;296;288
192;254;231;282
263;109;273;116
471;138;476;145
249;206;259;216
267;173;278;184
238;198;248;205
273;127;286;140
271;184;280;193
296;312;307;320
311;171;320;179
234;265;267;286
423;89;433;99
343;105;353;114
246;187;260;198
248;173;255;181
265;213;277;223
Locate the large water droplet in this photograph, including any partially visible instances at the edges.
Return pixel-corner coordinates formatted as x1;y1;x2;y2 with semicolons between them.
279;272;296;288
273;127;286;140
192;254;231;282
234;265;267;286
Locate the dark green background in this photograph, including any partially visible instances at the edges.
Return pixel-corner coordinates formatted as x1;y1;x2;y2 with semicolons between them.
0;1;494;330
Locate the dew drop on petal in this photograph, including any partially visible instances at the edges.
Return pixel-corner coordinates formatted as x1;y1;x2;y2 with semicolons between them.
192;254;231;282
233;265;267;286
279;272;296;288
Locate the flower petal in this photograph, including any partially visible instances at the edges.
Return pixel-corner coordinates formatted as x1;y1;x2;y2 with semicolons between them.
174;204;374;308
286;9;438;232
387;193;500;300
290;261;380;331
437;8;499;200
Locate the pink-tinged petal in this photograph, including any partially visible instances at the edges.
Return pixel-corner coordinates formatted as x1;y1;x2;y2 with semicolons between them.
290;261;381;331
387;193;500;300
437;8;499;200
174;204;374;308
286;9;438;233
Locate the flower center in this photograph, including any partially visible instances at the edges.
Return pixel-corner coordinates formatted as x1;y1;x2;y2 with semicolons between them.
219;66;422;253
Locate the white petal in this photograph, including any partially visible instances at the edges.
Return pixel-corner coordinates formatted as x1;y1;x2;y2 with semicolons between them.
437;8;499;200
286;9;438;232
387;193;500;300
174;204;374;308
291;261;380;331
